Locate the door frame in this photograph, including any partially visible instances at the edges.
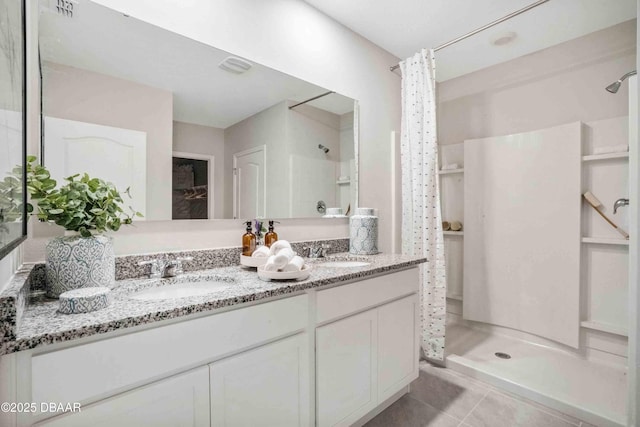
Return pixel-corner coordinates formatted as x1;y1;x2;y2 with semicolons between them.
172;151;215;220
232;145;267;220
627;75;639;427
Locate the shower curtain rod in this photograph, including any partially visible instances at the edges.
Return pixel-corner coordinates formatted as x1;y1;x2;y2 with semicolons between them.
289;91;335;109
389;0;551;72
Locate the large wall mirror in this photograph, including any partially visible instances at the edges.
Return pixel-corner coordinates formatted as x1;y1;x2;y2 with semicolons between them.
38;0;358;221
0;0;27;260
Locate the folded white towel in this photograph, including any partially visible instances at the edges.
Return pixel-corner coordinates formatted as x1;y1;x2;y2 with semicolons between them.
272;248;295;270
269;240;292;256
251;246;270;258
263;256;280;271
281;256;305;272
593;145;629;155
441;163;460;170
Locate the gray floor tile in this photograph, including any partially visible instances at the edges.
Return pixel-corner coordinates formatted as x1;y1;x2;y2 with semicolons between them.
365;395;460;427
409;363;489;419
491;389;581;425
464;391;576;427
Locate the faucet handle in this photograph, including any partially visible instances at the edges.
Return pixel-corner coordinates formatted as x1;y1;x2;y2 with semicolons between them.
174;256;193;274
137;259;163;278
320;243;331;257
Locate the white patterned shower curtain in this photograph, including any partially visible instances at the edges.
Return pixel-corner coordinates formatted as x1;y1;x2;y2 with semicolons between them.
400;49;447;360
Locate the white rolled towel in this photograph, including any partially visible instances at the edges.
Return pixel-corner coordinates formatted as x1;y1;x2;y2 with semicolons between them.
263;256;280;272
269;240;292;256
272;248;295;270
281;256;305;272
251;246;270;258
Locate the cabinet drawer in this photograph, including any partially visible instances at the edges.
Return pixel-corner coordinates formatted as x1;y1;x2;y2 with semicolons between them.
35;367;210;427
316;267;419;324
32;294;308;405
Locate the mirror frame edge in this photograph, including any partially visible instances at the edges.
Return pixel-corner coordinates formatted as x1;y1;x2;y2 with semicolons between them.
0;0;28;262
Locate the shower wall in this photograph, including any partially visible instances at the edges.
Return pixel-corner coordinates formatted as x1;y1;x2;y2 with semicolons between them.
438;19;636;361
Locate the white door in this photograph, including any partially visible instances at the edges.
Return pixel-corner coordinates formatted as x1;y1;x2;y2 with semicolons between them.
44;117;147;218
377;294;419;402
36;367;210;427
209;333;310;427
233;146;266;219
316;309;378;427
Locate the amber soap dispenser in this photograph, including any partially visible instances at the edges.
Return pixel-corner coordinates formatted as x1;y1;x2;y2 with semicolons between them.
264;220;279;247
242;221;256;256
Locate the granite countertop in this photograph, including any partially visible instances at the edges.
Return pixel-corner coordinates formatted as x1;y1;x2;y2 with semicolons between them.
3;253;425;355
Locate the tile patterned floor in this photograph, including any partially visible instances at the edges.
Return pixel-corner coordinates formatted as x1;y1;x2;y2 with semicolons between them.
365;362;598;427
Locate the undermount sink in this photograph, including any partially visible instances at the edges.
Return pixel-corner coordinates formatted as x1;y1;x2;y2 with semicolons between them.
130;280;232;301
317;260;371;268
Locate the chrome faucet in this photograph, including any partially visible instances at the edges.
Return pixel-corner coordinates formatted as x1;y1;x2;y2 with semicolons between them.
303;244;331;258
138;257;194;278
613;198;629;214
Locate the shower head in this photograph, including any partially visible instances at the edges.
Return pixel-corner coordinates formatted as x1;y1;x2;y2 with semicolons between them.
606;70;637;93
318;144;329;154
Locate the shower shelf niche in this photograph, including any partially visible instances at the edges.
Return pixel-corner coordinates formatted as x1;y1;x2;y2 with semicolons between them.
446;294;463;301
581;237;629;246
580;320;628;337
443;231;464;236
438;168;464;175
581;152;629;162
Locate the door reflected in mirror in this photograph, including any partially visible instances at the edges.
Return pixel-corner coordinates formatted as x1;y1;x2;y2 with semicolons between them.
39;0;358;221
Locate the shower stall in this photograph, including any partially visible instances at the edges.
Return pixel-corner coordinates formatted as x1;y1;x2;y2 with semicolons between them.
432;8;637;427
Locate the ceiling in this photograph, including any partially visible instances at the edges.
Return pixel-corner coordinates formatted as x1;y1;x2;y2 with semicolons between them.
303;0;637;81
38;0;354;128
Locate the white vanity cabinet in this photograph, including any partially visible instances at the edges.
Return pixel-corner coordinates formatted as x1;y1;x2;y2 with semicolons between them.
316;268;420;427
5;266;420;427
209;333;310;426
35;366;210;427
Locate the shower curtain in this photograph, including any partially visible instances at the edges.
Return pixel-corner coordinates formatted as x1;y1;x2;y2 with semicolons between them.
400;49;447;360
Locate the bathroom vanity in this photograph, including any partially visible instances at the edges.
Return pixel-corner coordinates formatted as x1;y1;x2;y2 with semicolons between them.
0;253;424;427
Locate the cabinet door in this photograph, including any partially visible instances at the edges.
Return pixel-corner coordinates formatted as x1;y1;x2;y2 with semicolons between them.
209;333;310;427
316;309;378;427
36;366;210;427
378;294;419;402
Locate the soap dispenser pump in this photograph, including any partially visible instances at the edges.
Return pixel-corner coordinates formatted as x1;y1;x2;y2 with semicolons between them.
264;220;280;248
242;221;256;256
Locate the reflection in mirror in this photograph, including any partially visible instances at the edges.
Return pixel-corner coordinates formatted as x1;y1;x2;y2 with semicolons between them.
0;0;26;259
39;0;357;221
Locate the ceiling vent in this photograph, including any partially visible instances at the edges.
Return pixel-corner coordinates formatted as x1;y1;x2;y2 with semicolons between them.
491;32;517;46
218;56;253;74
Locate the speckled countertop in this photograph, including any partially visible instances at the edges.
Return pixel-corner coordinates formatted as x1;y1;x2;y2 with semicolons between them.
2;253;425;355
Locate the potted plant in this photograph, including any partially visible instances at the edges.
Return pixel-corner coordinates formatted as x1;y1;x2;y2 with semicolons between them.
26;156;142;297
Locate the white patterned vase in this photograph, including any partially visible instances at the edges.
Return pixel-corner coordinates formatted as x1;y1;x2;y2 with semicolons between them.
45;234;115;298
349;208;378;255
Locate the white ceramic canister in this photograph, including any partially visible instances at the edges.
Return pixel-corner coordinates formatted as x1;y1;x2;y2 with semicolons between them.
349;208;378;255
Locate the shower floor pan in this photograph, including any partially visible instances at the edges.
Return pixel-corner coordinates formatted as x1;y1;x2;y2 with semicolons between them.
443;322;626;427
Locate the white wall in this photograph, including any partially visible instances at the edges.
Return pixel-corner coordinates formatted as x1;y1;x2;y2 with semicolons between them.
438;20;636;145
173;121;225;219
36;0;400;258
42;62;173;220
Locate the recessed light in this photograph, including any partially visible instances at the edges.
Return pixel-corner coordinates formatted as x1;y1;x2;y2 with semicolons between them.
491;32;517;46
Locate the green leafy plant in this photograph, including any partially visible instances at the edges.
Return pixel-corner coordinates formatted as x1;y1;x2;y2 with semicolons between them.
26;156;142;237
